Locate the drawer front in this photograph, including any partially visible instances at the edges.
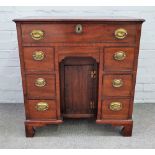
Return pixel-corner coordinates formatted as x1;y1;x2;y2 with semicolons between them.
101;98;130;119
104;47;135;71
102;75;132;97
26;75;56;99
27;100;57;119
21;23;136;43
23;47;54;72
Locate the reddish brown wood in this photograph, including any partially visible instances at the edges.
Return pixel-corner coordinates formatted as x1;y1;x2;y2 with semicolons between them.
14;17;144;137
102;74;133;96
23;42;137;47
96;119;133;136
55;46;100;63
25;123;35;137
60;57;98;118
26;100;57;119
128;24;143;118
26;74;56;99
23;47;55;72
25;120;63;137
55;47;99;120
121;122;133;137
104;47;135;71
97;48;103;120
21;23;136;43
101;98;130;119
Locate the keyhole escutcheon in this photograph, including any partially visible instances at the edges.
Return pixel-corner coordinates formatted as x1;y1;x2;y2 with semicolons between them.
75;24;83;34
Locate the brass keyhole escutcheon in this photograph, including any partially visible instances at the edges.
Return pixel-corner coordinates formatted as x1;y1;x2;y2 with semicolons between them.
75;24;83;34
90;70;97;79
35;78;46;87
30;30;44;40
33;51;45;61
90;101;95;109
112;79;123;88
114;51;126;61
35;102;49;111
114;28;128;39
109;102;122;111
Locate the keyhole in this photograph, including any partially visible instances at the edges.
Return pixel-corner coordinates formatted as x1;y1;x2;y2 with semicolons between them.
75;24;82;34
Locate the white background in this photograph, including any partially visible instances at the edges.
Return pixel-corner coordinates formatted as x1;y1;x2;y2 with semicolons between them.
0;6;155;104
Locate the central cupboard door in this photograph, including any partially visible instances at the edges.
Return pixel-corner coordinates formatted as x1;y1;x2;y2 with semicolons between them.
60;57;98;118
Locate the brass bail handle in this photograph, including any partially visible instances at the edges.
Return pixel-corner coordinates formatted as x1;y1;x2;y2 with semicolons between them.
75;24;83;34
114;51;126;61
33;51;45;61
35;102;49;111
114;28;127;39
35;78;46;87
31;30;44;40
112;79;123;88
109;102;122;111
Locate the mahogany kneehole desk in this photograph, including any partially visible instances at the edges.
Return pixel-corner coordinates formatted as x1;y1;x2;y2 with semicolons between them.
13;17;145;137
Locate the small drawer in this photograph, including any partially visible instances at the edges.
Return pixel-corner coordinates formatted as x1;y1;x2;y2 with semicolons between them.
27;100;57;119
21;23;136;43
104;47;135;71
102;75;132;97
101;98;130;119
23;47;54;72
26;75;56;99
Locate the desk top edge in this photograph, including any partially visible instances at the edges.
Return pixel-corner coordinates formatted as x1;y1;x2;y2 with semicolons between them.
13;16;145;22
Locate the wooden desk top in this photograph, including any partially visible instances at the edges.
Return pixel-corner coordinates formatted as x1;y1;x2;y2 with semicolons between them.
13;16;145;22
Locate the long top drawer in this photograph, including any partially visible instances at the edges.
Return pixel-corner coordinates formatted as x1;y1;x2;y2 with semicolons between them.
21;23;137;43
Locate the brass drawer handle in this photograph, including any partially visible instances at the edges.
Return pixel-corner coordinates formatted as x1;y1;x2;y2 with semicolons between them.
35;78;46;87
35;102;49;111
30;30;44;40
33;51;45;61
114;51;126;61
112;79;123;88
75;24;83;34
109;102;122;111
114;28;127;39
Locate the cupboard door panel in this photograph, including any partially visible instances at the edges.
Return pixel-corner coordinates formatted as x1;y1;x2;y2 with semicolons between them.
60;57;98;117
